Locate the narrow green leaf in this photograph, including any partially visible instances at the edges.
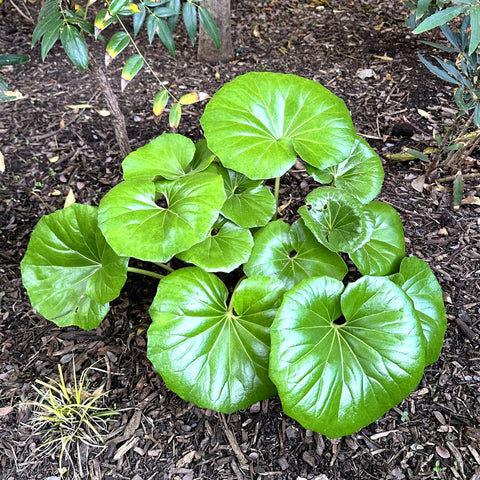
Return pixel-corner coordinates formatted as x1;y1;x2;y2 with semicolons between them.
109;0;129;15
60;25;89;70
156;17;176;55
105;31;131;66
41;19;63;60
0;54;30;66
121;54;144;91
453;172;464;206
473;103;480;128
413;6;466;33
198;5;221;49
166;0;181;31
169;103;181;129
32;0;61;46
416;0;432;18
94;9;115;38
133;3;147;36
418;54;461;85
469;7;480;54
183;1;197;45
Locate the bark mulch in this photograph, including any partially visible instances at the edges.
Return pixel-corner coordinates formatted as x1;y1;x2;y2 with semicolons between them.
0;1;479;479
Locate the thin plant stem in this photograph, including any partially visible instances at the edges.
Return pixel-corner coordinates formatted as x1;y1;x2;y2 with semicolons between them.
153;262;175;273
273;176;280;220
127;267;164;280
115;16;178;102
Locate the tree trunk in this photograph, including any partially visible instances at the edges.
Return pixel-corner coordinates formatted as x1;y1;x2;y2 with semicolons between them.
89;56;131;158
197;0;233;64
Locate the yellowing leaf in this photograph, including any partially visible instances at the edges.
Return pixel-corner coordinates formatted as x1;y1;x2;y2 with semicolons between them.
49;189;62;196
169;103;181;129
64;188;76;208
49;155;59;163
3;90;23;99
153;90;169;117
417;109;433;119
178;91;210;105
67;104;92;110
374;54;394;61
0;150;4;173
96;109;111;116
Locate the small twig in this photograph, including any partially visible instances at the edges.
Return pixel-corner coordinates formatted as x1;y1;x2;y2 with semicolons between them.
8;0;35;25
219;413;249;470
436;172;480;183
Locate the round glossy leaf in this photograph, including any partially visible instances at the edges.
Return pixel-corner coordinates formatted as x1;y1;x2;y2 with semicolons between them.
176;219;253;273
201;72;356;179
390;256;446;366
98;173;226;262
349;201;405;276
122;133;196;181
20;204;128;329
298;187;374;253
147;268;285;413
270;275;425;438
215;165;276;228
306;136;385;203
244;219;347;290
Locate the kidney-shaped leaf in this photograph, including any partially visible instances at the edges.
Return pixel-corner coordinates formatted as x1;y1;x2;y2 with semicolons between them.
299;187;374;253
390;256;446;366
147;268;285;413
244;219;347;290
176;219;253;273
306;136;384;203
123;133;196;181
270;275;425;438
201;72;356;179
21;204;128;329
214;165;276;228
98;173;225;262
349;201;405;276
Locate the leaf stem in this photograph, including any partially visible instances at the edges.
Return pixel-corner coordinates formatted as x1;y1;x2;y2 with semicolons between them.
273;176;280;220
153;262;175;273
116;14;178;102
127;267;164;280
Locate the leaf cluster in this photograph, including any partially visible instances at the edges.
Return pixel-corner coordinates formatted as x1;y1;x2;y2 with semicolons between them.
21;72;447;438
31;0;220;73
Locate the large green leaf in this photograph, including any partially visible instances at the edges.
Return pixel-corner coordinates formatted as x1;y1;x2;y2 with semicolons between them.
122;133;196;181
390;256;446;366
98;173;225;262
20;204;128;330
298;187;374;253
349;201;405;276
306;136;384;203
201;72;356;179
244;219;347;290
147;269;285;412
176;218;253;273
270;275;425;438
214;165;276;228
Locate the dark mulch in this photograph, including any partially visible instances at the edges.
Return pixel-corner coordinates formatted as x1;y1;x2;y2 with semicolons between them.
1;1;479;479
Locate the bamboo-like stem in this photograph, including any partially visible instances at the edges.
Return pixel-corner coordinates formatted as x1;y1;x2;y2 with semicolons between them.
127;267;164;280
273;177;280;220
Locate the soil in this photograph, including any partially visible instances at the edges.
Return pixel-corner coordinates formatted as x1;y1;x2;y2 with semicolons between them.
1;1;480;479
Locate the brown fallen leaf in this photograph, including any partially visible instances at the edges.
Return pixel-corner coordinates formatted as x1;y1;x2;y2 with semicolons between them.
411;174;425;193
461;196;480;205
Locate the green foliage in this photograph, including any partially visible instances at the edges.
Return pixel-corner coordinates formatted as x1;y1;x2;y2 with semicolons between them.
21;72;447;438
0;53;30;102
